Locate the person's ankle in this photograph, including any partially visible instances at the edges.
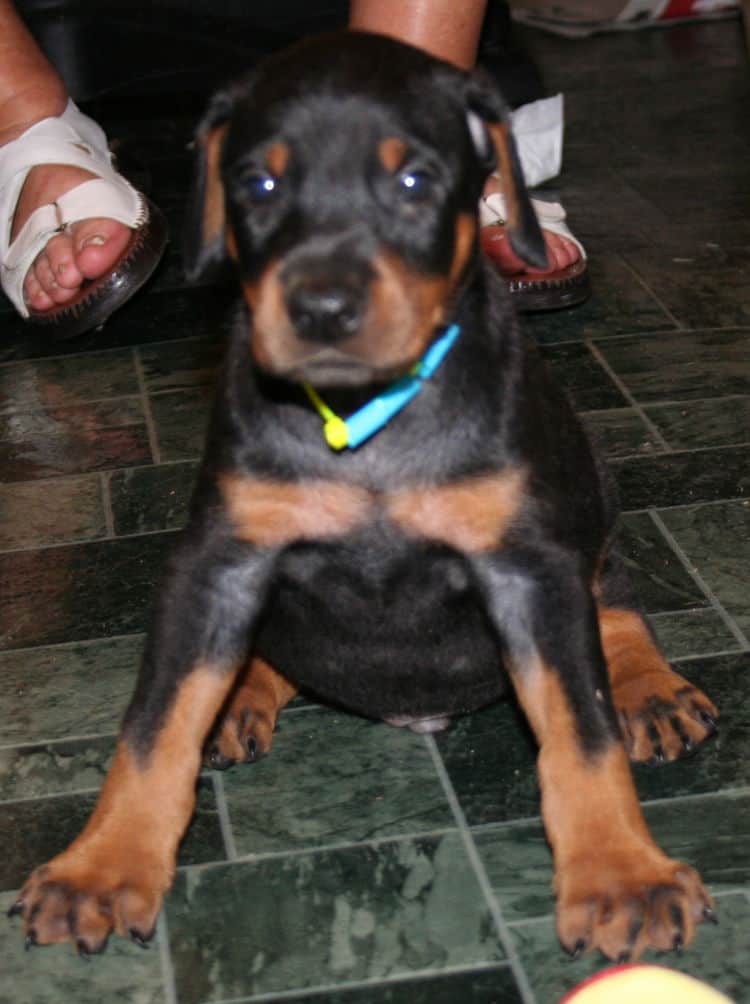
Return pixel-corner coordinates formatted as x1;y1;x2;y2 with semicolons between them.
0;83;67;147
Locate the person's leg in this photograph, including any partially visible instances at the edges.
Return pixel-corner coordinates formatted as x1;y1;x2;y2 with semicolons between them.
0;0;130;315
349;0;487;69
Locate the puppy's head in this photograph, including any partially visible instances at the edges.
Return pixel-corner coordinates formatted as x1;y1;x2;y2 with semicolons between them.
186;31;545;387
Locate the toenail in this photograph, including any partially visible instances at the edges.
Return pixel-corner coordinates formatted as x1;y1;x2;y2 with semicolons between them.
81;235;107;248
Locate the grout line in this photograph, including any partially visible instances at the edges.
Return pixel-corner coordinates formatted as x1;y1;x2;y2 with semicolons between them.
586;340;671;451
0;730;118;753
211;770;238;862
671;645;747;662
100;471;116;538
623;495;750;517
133;346;162;465
583;392;750;411
193;962;517;1004
173;825;459;876
617;256;685;330
649;510;750;650
157;909;179;1004
0;330;216;371
0;522;181;555
424;734;539;1004
0;630;145;657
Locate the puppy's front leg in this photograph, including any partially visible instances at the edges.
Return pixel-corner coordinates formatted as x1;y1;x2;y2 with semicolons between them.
473;550;714;961
10;528;276;955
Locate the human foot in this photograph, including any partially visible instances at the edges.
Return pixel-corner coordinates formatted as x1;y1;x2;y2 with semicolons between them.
12;162;131;313
0;100;167;336
480;180;589;311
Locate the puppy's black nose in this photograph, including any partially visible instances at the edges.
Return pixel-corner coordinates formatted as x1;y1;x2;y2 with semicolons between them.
285;279;363;343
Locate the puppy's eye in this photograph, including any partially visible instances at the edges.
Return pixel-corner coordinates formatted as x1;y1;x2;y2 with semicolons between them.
242;172;279;204
398;169;434;200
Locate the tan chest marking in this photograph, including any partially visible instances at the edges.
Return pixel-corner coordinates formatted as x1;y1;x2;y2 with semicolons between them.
221;474;374;547
387;468;526;553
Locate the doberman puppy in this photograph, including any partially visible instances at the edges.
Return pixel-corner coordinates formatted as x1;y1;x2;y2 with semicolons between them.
10;31;719;961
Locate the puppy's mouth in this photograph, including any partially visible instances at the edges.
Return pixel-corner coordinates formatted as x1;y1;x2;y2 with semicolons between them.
280;348;407;388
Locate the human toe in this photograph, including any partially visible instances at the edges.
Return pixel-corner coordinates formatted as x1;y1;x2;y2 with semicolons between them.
71;217;132;281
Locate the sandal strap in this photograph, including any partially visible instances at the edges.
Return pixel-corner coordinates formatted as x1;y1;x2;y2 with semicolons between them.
479;191;587;261
0;100;145;317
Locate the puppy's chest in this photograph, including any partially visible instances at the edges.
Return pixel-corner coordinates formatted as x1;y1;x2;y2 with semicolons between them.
220;468;526;555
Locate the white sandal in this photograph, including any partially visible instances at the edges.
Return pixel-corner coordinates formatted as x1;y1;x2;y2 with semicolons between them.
0;99;167;337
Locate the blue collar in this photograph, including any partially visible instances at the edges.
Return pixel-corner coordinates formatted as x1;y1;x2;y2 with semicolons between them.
303;323;461;451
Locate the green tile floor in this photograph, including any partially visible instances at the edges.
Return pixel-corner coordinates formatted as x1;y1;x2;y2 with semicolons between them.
1;13;750;1004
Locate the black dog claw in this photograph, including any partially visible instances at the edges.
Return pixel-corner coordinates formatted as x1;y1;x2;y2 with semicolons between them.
245;736;258;762
25;931;37;951
672;933;683;955
129;927;153;948
207;747;233;771
703;906;719;925
6;901;23;919
569;939;587;960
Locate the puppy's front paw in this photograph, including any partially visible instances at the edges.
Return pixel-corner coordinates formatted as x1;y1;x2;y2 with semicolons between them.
556;854;714;961
9;847;168;954
613;669;718;764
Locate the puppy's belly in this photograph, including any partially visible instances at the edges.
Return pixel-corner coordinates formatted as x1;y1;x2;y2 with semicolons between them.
253;539;507;719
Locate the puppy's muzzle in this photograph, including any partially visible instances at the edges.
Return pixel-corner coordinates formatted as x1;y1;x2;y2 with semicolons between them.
282;259;374;345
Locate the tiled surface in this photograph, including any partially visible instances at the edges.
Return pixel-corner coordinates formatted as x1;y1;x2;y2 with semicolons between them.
1;14;749;1004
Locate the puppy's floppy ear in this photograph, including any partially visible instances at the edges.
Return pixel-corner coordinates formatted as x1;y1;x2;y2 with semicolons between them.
464;72;548;271
183;88;236;282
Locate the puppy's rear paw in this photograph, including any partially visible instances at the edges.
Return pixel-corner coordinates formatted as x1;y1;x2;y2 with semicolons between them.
614;671;718;765
205;706;275;770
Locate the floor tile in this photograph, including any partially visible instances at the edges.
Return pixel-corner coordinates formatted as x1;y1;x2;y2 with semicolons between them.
0;534;174;650
109;461;196;535
621;229;750;329
522;250;676;345
149;387;214;462
509;892;750;1004
648;609;742;660
0;635;142;744
222;708;453;857
0;349;139;413
581;407;660;459
595;329;750;403
0;475;107;549
0;397;151;481
0;734;115;802
612;445;750;510
166;832;503;1003
660;500;750;637
0;890;166;1004
275;965;523;1003
539;343;627;410
138;336;223;393
435;702;538;828
645;396;750;450
618;512;707;614
0;287;235;364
